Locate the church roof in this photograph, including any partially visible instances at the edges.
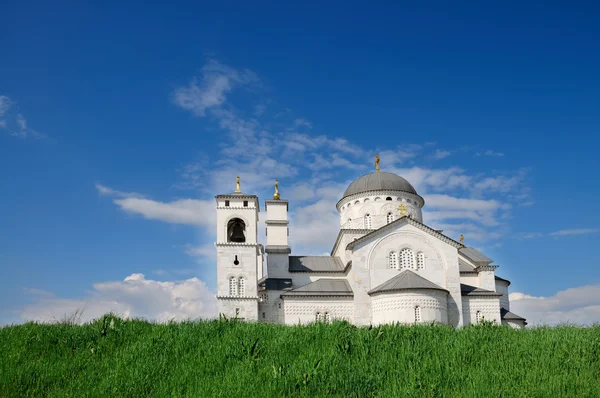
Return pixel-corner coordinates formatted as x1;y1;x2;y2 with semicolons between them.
281;279;353;297
495;275;511;286
460;284;503;297
346;216;464;251
501;308;527;322
258;277;293;291
459;247;494;265
368;270;448;295
342;171;418;199
289;256;348;273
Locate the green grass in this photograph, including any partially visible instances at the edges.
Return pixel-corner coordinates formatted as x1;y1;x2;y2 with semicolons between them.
1;315;599;397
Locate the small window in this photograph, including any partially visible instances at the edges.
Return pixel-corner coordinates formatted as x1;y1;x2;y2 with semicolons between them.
225;200;230;207
476;311;482;324
400;248;415;270
386;197;392;201
324;312;331;322
233;255;240;266
315;312;323;322
364;214;372;229
417;252;425;270
243;200;248;207
387;212;394;224
238;277;245;296
415;306;421;322
229;277;238;296
262;312;266;319
354;200;360;205
389;251;398;269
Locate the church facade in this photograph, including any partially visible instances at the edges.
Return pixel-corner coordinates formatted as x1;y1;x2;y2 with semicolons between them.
214;163;526;328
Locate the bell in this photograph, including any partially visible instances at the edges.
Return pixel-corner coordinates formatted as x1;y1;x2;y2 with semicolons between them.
229;222;246;242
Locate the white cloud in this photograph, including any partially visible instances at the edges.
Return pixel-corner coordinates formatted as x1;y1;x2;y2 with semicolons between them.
510;284;600;326
294;118;312;129
183;243;216;262
95;183;144;199
0;96;46;139
19;274;217;324
115;197;215;227
432;149;451;159
97;182;214;227
0;95;11;117
517;232;543;239
476;150;505;157
171;59;259;117
550;228;599;237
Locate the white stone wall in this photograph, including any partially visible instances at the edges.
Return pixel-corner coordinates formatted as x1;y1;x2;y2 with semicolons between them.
495;280;510;311
337;190;424;229
478;270;496;292
216;196;261;321
461;296;501;325
349;222;463;327
371;290;448;325
460;274;479;287
282;297;354;325
258;290;284;323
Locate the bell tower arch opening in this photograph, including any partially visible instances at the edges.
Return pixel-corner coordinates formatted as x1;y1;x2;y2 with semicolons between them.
227;218;246;243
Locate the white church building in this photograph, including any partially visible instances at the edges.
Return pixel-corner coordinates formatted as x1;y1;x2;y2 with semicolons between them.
214;160;527;328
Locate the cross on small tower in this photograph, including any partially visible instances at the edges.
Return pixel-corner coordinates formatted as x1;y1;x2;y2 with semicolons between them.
397;204;407;216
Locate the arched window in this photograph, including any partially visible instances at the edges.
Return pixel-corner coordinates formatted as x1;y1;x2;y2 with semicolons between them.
347;218;352;227
374;197;381;202
400;248;415;270
315;312;323;322
414;306;421;322
354;200;360;205
238;277;245;296
389;251;398;269
364;214;372;229
229;277;238;296
364;198;370;202
416;252;425;270
386;212;394;224
476;311;482;324
227;218;246;243
324;312;331;322
386;197;392;201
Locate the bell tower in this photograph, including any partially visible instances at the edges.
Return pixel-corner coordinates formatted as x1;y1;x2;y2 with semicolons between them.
215;177;260;320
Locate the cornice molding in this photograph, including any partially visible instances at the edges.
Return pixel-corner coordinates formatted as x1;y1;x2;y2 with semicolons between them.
336;189;425;210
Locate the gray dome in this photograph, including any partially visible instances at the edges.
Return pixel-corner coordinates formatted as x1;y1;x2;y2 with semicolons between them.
343;172;417;198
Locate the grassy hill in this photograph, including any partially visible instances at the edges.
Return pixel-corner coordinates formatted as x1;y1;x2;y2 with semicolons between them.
1;314;599;397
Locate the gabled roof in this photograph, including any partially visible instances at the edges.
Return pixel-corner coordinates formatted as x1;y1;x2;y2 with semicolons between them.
281;279;353;297
330;229;371;256
459;247;493;265
501;308;527;322
258;278;293;291
495;275;511;286
346;216;464;251
460;284;503;297
289;256;348;273
368;270;448;295
459;261;476;272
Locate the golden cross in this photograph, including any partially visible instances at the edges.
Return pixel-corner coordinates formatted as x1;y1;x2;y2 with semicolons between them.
397;204;407;216
273;179;280;200
460;234;465;245
375;155;380;172
235;176;241;193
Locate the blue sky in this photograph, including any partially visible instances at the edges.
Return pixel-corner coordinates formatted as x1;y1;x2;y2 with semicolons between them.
1;1;599;325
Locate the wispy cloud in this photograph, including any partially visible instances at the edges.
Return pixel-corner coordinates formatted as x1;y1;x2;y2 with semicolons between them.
476;150;505;157
0;95;46;139
550;228;599;237
171;59;259;117
96;184;215;227
511;284;600;326
432;149;451;160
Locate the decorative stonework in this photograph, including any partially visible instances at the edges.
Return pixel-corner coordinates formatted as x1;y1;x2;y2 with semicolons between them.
367;231;445;271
